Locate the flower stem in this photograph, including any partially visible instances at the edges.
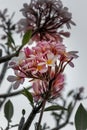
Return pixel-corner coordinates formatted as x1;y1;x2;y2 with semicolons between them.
36;100;46;130
22;103;42;130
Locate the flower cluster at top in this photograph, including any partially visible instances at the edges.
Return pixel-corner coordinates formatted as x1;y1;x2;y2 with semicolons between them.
7;0;78;102
18;0;76;42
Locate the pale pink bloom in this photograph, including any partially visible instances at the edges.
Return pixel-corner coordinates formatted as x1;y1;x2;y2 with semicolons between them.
7;40;78;92
7;70;26;89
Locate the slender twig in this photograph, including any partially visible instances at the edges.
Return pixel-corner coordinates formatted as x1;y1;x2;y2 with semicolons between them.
0;85;12;109
0;61;8;85
0;86;31;98
0;32;35;64
10;124;19;129
0;45;22;64
0;52;18;64
36;100;46;130
57;98;66;126
51;99;77;130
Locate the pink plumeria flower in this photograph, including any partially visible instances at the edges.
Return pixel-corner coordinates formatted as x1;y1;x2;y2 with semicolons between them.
46;52;57;66
7;70;26;89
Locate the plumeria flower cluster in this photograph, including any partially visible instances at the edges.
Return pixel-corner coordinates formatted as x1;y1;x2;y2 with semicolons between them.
7;40;78;102
7;0;78;103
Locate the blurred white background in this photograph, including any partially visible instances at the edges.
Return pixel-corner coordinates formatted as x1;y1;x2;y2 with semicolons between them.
0;0;87;130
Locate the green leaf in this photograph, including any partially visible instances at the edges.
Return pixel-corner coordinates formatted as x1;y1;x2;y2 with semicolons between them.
22;30;32;45
22;88;34;107
44;105;67;112
4;100;14;122
75;103;87;130
67;90;74;97
6;32;15;46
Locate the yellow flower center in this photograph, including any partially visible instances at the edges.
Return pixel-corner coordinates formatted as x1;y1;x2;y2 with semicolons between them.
47;59;53;65
37;65;43;71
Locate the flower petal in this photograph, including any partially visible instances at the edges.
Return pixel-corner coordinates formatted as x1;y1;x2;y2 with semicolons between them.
7;76;17;82
13;81;21;89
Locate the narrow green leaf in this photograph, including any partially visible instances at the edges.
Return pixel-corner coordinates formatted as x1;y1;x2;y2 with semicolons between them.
6;32;15;45
44;105;67;112
75;103;87;130
22;88;34;107
67;90;74;97
4;100;14;122
22;30;32;45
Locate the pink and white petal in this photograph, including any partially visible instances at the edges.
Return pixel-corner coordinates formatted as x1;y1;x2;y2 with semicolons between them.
33;94;40;102
13;81;21;89
69;61;74;68
18;72;26;78
32;83;37;93
31;69;38;75
7;75;17;82
39;67;47;73
19;51;26;60
8;61;16;68
38;62;46;66
20;78;25;84
14;70;19;76
47;52;54;59
32;81;40;94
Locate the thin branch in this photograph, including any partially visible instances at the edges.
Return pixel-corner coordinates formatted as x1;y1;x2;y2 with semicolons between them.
51;100;77;130
0;85;12;109
0;86;31;98
0;32;34;64
36;100;46;130
0;61;8;85
0;52;17;64
10;124;19;129
0;44;22;64
57;98;66;126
